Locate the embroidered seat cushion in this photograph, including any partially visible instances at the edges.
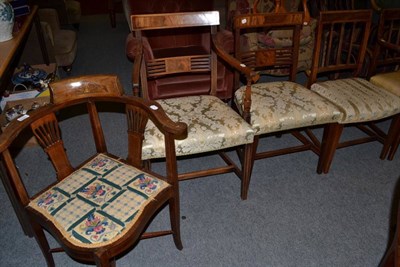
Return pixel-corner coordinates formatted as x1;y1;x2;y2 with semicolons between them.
234;81;342;135
370;71;400;96
28;154;169;248
311;78;400;124
142;95;255;159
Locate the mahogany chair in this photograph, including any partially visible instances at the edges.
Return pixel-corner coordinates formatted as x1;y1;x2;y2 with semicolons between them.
124;0;234;101
306;10;400;173
131;11;255;200
0;75;187;266
368;8;400;160
212;7;342;172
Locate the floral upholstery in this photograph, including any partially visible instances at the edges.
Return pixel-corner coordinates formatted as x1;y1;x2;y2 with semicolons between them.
226;0;316;74
370;71;400;96
234;81;343;135
311;78;400;124
28;154;169;248
142;95;255;159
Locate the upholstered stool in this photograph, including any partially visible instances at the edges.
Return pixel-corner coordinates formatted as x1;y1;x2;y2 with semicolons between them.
28;153;170;247
370;71;400;97
142;95;255;159
234;81;343;135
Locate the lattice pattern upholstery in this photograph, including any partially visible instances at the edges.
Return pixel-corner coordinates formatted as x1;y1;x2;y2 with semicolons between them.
311;78;400;124
234;81;343;135
370;71;400;96
142;95;255;159
28;154;169;248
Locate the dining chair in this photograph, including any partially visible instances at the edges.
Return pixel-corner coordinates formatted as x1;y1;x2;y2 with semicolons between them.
131;11;255;200
368;8;400;160
0;74;187;266
212;7;342;173
306;9;400;173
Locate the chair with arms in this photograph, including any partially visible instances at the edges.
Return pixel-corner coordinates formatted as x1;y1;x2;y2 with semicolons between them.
0;74;187;266
132;11;255;200
306;10;400;173
368;8;400;160
124;0;234;101
212;5;342;173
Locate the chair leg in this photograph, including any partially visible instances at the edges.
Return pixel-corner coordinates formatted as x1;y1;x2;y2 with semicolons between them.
94;248;115;267
31;222;55;267
169;196;183;250
382;114;400;160
240;142;256;200
318;123;344;174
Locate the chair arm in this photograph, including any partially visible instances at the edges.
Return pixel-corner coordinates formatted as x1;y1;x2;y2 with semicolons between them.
211;33;259;84
378;38;400;53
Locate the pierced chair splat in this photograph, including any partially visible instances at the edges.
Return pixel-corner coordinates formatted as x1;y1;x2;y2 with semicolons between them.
0;74;187;267
131;11;255;200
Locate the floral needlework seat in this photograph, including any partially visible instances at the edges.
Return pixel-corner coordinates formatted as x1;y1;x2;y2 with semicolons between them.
28;153;170;247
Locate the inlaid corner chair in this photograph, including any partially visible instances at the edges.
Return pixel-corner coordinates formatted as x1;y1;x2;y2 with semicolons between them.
131;11;255;200
368;8;400;160
306;9;400;173
212;8;342;172
0;74;187;266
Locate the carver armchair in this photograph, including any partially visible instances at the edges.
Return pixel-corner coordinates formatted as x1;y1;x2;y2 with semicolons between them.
213;4;342;173
0;75;187;266
306;10;400;173
123;0;234;101
132;11;255;199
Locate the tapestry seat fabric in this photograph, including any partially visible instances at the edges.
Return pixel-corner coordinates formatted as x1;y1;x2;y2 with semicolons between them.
142;95;255;159
370;71;400;96
28;153;169;248
234;81;343;135
311;78;400;124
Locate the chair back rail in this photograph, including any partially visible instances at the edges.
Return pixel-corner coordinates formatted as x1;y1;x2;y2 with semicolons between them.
307;10;373;86
132;11;219;97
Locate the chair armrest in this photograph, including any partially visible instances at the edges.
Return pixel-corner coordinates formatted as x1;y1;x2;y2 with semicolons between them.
212;33;259;84
378;38;400;53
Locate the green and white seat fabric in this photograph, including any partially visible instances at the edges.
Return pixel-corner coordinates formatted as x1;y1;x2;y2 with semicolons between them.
234;81;343;135
310;78;400;123
142;95;255;159
29;154;169;248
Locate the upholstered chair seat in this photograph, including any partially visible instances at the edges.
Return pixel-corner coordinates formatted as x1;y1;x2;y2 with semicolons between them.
28;153;169;247
234;81;342;135
370;71;400;96
142;95;255;159
311;78;400;124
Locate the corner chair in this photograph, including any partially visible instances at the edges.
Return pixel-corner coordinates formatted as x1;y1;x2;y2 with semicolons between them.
0;75;187;266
